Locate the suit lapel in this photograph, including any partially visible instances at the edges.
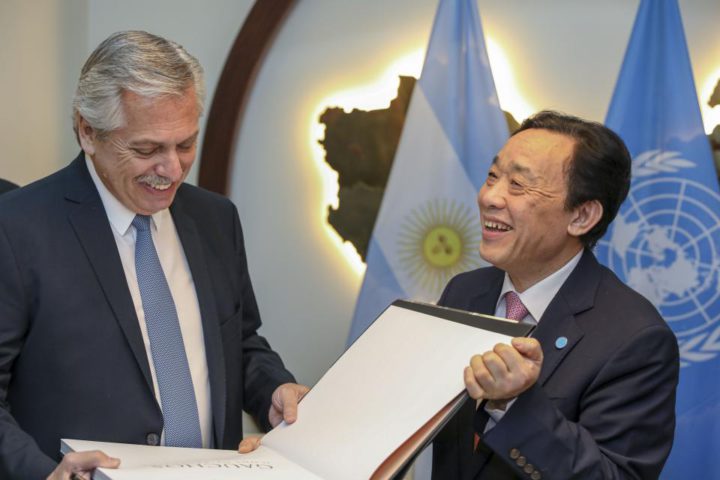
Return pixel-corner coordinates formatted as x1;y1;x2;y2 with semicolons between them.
64;155;154;391
460;259;596;386
466;269;504;315
171;194;226;447
533;299;584;385
534;251;598;385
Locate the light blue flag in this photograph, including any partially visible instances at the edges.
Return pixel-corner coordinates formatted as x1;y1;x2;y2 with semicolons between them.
596;0;720;477
347;0;509;344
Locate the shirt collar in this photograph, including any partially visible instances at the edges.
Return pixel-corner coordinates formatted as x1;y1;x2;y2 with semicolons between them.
498;249;584;324
85;155;168;236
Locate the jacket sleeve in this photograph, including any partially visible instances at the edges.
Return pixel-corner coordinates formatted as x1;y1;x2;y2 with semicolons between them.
481;323;679;479
0;223;57;479
230;206;296;432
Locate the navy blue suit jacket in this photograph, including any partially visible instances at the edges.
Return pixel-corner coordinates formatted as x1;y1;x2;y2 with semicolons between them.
0;154;295;478
432;251;679;479
0;179;18;195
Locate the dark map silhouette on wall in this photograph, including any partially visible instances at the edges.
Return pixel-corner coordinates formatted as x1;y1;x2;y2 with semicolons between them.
320;75;720;262
320;76;518;261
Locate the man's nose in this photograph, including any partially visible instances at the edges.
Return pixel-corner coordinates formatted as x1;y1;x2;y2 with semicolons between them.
478;182;505;210
156;149;182;180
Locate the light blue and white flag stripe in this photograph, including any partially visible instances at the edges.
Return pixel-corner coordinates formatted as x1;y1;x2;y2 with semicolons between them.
349;0;508;343
348;0;508;344
597;0;720;477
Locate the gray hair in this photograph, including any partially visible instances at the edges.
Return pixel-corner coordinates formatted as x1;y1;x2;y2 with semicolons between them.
72;30;205;140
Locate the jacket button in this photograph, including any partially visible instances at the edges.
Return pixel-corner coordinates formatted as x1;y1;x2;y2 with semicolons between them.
531;471;542;480
146;433;160;446
524;463;534;474
516;455;527;467
509;448;521;459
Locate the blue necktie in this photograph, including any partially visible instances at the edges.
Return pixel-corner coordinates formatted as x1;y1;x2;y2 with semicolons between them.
132;214;202;448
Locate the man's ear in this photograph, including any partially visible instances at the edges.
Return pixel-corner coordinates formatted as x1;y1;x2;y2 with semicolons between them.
568;199;603;238
76;114;97;157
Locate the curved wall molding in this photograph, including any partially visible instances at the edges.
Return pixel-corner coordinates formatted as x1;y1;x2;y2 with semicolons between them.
198;0;295;194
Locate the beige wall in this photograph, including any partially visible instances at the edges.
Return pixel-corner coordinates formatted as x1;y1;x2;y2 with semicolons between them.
0;0;87;186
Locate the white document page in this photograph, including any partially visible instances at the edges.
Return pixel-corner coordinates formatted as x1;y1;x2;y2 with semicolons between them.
61;439;321;480
61;302;528;480
262;303;525;480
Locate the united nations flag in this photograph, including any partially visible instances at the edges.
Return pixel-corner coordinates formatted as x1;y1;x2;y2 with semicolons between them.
595;0;720;477
347;0;508;344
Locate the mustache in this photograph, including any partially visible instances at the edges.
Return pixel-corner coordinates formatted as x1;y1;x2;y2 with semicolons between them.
136;174;172;186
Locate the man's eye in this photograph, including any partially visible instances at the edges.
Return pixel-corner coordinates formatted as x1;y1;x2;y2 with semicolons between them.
178;143;194;152
510;179;523;188
133;148;157;156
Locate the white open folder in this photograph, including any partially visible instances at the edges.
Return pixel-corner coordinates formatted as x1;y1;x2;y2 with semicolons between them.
62;300;533;479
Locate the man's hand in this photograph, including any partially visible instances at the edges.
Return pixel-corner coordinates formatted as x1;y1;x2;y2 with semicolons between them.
47;450;120;480
268;382;310;428
237;383;309;454
238;435;262;454
464;337;543;401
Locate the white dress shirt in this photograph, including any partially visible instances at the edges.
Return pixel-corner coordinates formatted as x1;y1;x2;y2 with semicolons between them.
484;249;584;430
86;157;213;447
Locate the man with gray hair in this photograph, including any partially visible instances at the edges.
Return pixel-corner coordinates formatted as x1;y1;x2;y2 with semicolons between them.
0;31;307;479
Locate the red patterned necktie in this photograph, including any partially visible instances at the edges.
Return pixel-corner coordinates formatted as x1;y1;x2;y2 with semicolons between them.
504;291;529;322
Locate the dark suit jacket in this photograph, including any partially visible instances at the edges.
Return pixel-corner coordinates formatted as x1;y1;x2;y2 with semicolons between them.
432;251;679;480
0;154;295;478
0;178;18;195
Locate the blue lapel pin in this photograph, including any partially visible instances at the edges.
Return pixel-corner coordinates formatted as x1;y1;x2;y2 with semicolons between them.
555;336;568;349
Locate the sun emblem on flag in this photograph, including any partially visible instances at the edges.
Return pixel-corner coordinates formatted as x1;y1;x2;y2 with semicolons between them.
397;198;483;298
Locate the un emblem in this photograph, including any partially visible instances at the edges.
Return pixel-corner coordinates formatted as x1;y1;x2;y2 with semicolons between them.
597;150;720;367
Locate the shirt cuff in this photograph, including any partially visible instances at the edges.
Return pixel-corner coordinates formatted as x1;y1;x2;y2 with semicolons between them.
483;397;518;433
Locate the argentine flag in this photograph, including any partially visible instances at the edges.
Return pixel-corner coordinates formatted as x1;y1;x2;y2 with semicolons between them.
596;0;720;477
347;0;508;344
